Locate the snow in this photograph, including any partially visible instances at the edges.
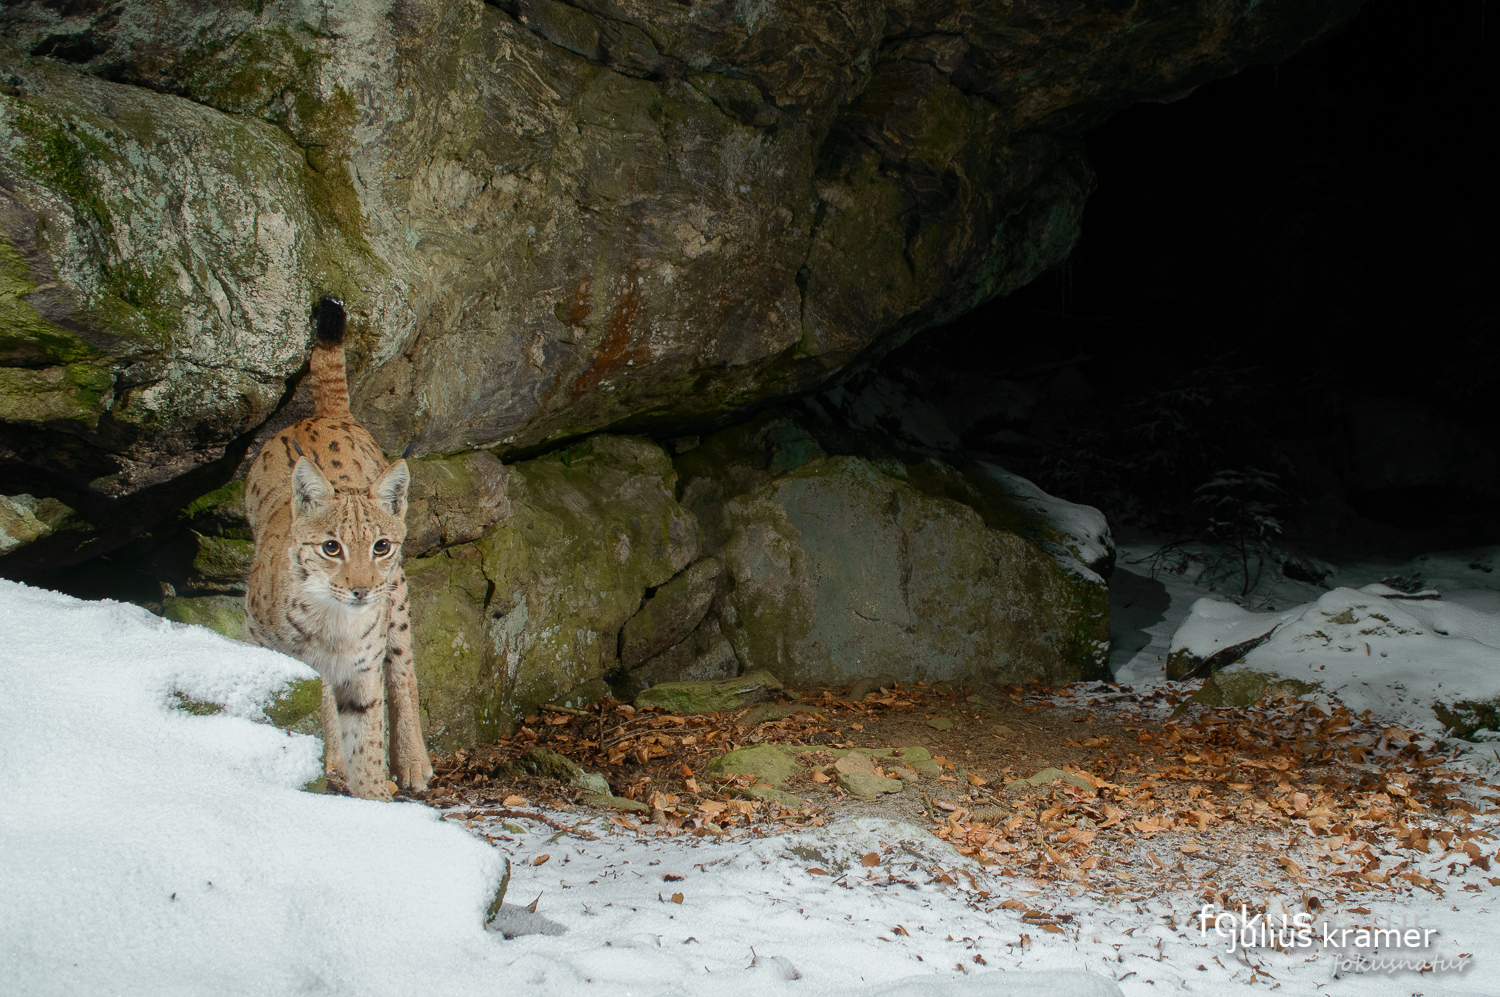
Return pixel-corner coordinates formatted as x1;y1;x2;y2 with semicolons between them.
1129;541;1500;737
1167;597;1291;662
5;554;1499;997
0;581;507;997
974;461;1114;579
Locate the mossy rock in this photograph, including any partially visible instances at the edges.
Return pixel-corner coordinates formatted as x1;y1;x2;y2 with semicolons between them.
476;436;699;730
634;669;783;714
1433;699;1500;741
582;793;649;813
191;533;254;588
740;784;806;808
838;770;904;799
1185;669;1319;709
619;557;722;668
499;747;611;795
704;743;800;786
163;595;246;641
0;493;73;554
1005;767;1095;795
263;677;322;729
171;676;320;731
552;679;611;710
826;744;940;775
405;543;494;750
181;481;250;537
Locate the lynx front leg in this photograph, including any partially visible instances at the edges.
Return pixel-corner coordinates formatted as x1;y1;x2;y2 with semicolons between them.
334;669;390;801
384;572;432;790
319;681;348;785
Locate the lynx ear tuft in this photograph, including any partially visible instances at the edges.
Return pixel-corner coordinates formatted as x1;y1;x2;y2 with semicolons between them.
372;459;410;520
291;457;334;518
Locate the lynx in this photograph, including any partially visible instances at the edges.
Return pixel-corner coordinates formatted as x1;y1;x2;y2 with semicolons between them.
243;296;432;800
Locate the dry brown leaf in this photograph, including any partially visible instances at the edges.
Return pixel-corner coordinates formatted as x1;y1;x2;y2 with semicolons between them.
861;852;881;867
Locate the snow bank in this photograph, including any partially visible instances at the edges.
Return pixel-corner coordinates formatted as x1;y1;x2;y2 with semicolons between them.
1178;585;1500;734
0;581;506;997
974;462;1114;579
1167;597;1294;664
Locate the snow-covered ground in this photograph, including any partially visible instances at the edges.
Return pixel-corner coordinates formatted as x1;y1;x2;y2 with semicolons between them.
4;545;1499;996
1109;543;1500;708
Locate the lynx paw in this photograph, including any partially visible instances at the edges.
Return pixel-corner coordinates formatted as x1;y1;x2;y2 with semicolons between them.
393;751;433;792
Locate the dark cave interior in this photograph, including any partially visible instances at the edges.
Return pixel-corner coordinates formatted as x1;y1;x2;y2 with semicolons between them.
865;0;1498;558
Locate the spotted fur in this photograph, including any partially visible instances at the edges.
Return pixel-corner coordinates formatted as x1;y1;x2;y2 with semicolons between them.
243;297;432;800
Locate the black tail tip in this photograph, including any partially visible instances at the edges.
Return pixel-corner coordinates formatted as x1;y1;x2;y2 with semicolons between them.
315;295;346;344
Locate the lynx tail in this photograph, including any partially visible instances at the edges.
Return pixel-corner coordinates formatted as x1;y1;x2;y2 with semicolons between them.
310;295;351;419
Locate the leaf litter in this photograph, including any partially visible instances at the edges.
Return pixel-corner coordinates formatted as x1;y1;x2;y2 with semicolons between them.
415;676;1500;990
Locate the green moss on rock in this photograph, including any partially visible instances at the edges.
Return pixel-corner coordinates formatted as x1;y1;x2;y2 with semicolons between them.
1432;699;1500;741
634;669;784;714
1186;669;1319;709
191;534;255;587
703;743;800;786
162;595;246;641
0;362;113;427
263;677;321;729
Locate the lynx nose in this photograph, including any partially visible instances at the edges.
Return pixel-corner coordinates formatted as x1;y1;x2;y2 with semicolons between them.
350;587;371;601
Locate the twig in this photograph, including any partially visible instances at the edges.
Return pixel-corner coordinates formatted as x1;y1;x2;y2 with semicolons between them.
540;704;592;717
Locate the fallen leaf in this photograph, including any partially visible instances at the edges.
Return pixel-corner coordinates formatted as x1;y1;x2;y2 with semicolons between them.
533;854;550;866
670;892;684;904
808;868;830;876
861;852;881;867
503;795;527;807
811;770;831;784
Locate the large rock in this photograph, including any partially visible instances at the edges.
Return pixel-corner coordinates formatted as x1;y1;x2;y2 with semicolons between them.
0;0;1360;560
404;450;511;559
619;556;723;668
401;435;697;744
698;448;1111;686
0;493;72;554
624;615;740;697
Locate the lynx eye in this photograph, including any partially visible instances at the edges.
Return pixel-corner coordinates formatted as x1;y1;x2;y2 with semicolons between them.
321;540;343;557
372;539;391;556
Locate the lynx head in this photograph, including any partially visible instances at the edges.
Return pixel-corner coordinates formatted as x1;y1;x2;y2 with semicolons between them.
288;456;409;612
